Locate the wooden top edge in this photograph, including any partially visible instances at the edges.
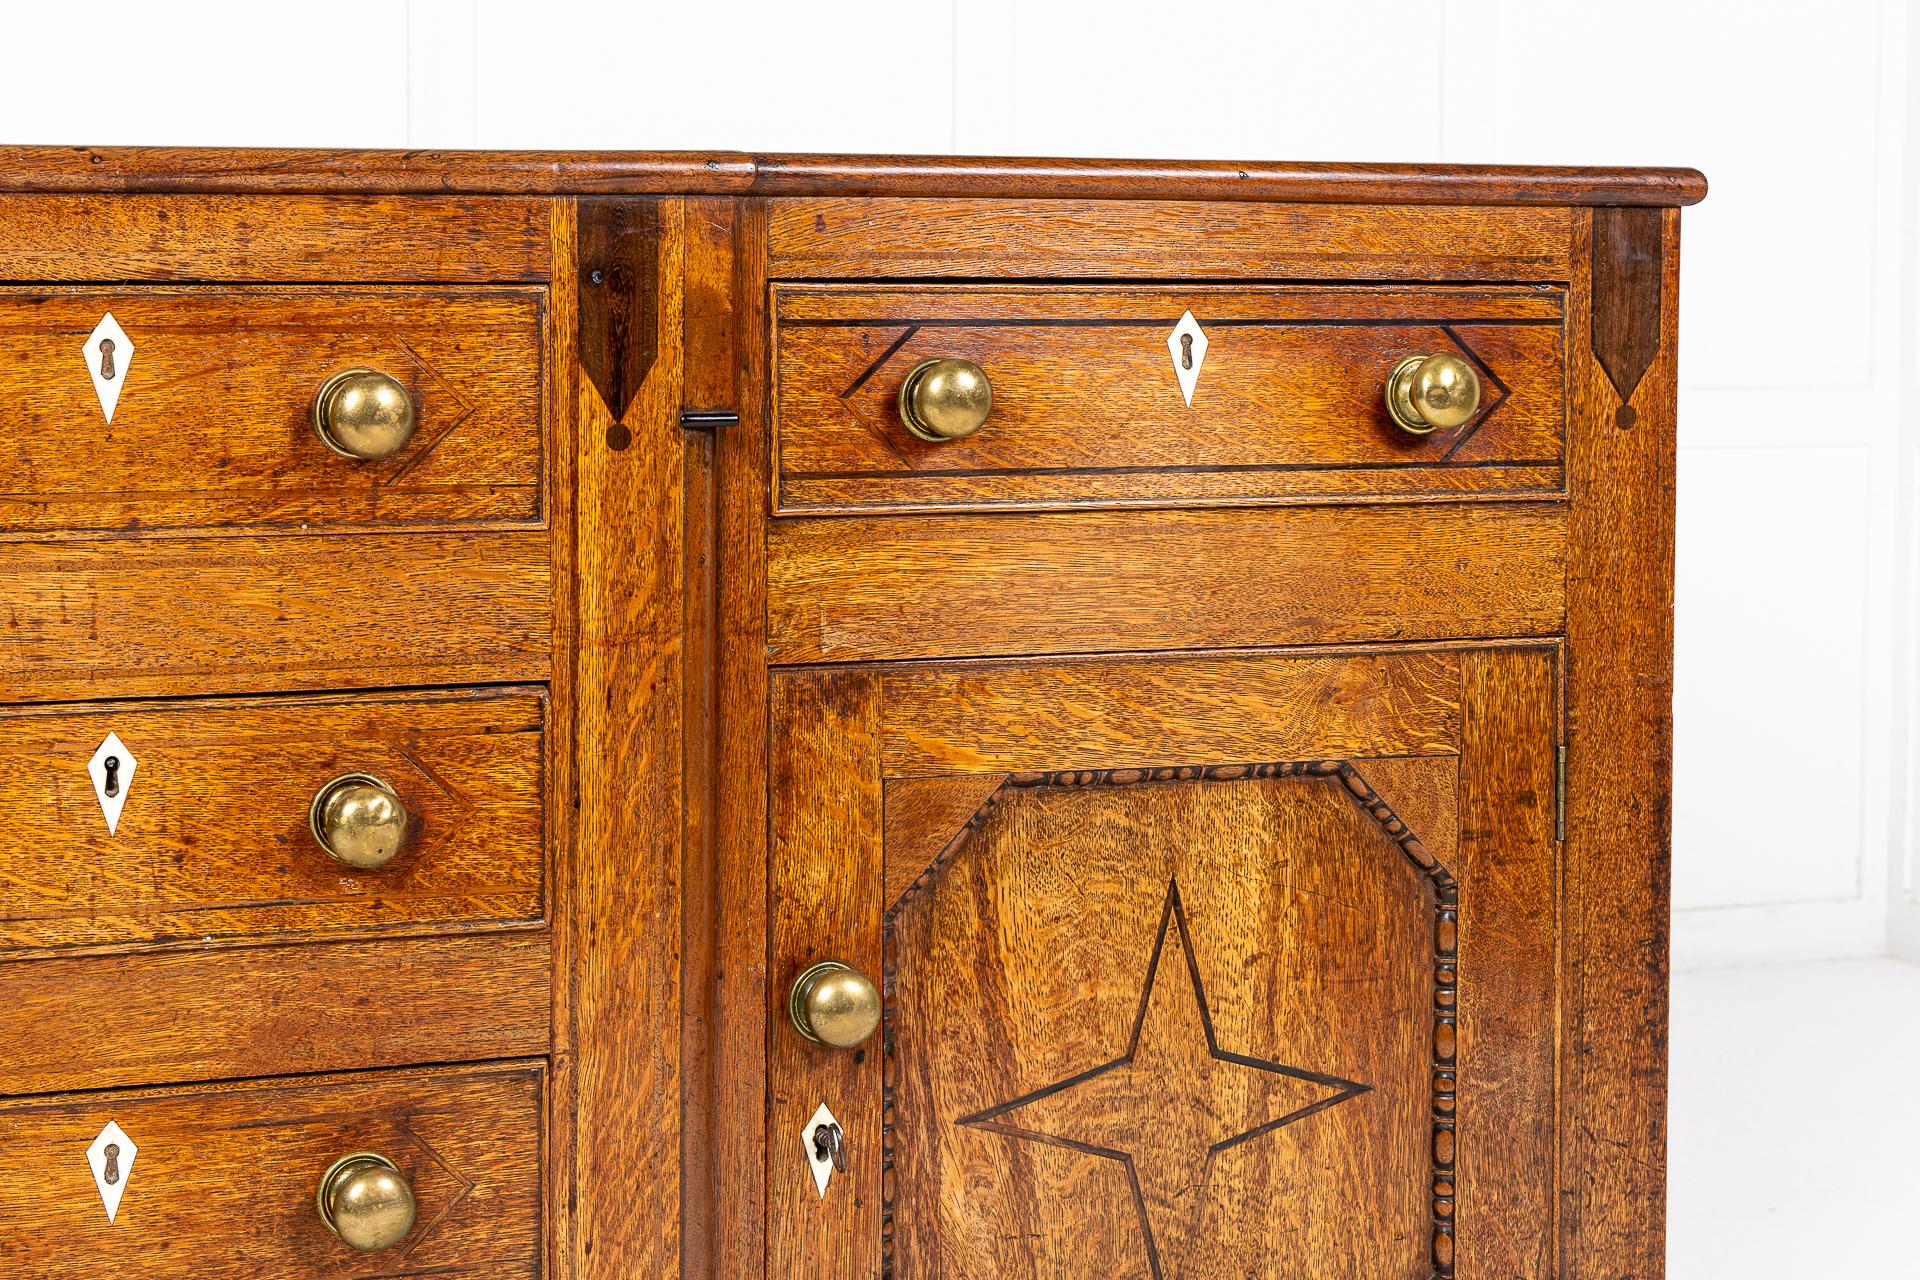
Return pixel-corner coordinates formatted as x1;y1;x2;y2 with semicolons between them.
0;147;761;195
748;154;1707;206
0;147;1707;205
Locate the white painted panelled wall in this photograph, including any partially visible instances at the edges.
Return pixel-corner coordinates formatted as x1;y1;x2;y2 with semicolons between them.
4;0;1918;969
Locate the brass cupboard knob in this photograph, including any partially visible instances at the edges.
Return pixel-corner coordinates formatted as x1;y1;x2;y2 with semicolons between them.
310;773;410;870
1385;353;1482;435
788;960;881;1049
898;357;992;441
317;1153;416;1252
313;368;417;459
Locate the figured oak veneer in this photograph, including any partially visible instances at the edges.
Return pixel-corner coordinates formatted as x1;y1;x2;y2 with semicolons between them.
0;1062;545;1280
0;686;546;953
768;646;1556;1280
766;503;1566;664
890;769;1440;1280
872;649;1462;776
765;198;1580;281
0;529;551;702
0;148;1704;204
0;931;551;1095
0;149;1697;1280
0;287;544;534
773;285;1565;513
0;193;553;282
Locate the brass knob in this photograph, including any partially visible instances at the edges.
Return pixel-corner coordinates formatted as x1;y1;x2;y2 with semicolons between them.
1385;353;1482;435
898;357;992;442
313;368;417;460
788;960;881;1049
317;1153;416;1252
310;773;410;870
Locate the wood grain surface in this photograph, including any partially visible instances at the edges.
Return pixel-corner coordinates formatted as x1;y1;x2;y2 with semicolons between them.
708;196;774;1280
767;199;1578;281
541;194;581;1280
881;774;1009;909
886;770;1432;1280
0;164;1695;1280
569;195;687;1280
0;194;551;281
875;649;1461;777
766;645;1557;1280
0;147;1704;206
767;503;1565;664
748;155;1705;207
0;528;550;702
0;686;546;954
1454;647;1558;1278
1559;207;1681;1280
0;1061;545;1280
773;284;1565;514
768;669;886;1280
678;192;735;1280
0;287;544;534
577;198;661;423
0;932;551;1095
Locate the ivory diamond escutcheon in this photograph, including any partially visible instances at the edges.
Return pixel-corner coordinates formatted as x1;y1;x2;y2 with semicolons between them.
88;732;138;836
1167;310;1208;406
86;1121;138;1224
802;1102;840;1198
83;313;135;422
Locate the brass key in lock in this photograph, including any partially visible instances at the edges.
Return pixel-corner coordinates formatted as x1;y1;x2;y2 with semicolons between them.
811;1120;846;1173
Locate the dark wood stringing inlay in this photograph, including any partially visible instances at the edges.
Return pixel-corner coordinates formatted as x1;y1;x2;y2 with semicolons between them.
819;316;1538;479
880;759;1459;1280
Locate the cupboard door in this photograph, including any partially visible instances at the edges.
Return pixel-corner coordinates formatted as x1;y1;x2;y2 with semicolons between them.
769;646;1556;1280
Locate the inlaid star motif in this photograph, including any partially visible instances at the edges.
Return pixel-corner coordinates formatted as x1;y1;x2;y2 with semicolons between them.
956;880;1369;1278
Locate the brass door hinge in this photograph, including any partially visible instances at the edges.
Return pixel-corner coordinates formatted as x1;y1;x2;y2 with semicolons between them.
1555;743;1567;842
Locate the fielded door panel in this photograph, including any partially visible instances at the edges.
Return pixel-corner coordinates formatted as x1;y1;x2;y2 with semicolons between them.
769;646;1556;1280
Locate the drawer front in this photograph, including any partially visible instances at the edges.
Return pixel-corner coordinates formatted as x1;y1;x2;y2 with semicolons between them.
0;1061;544;1280
0;687;545;953
767;504;1566;665
773;284;1564;514
0;933;550;1095
0;287;543;534
0;528;550;702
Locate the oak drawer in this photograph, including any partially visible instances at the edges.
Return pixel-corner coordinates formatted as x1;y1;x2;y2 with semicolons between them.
0;287;544;534
772;284;1565;514
0;1061;544;1280
767;503;1567;665
0;932;549;1095
0;686;546;954
0;527;551;702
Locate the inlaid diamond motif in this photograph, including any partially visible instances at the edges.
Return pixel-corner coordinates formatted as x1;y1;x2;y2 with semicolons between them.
1167;310;1209;406
88;732;138;836
86;1121;137;1224
802;1101;841;1198
83;313;136;423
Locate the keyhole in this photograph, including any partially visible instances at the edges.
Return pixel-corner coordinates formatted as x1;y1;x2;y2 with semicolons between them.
1180;332;1194;370
102;1143;121;1185
812;1121;846;1173
98;338;117;381
103;755;120;798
